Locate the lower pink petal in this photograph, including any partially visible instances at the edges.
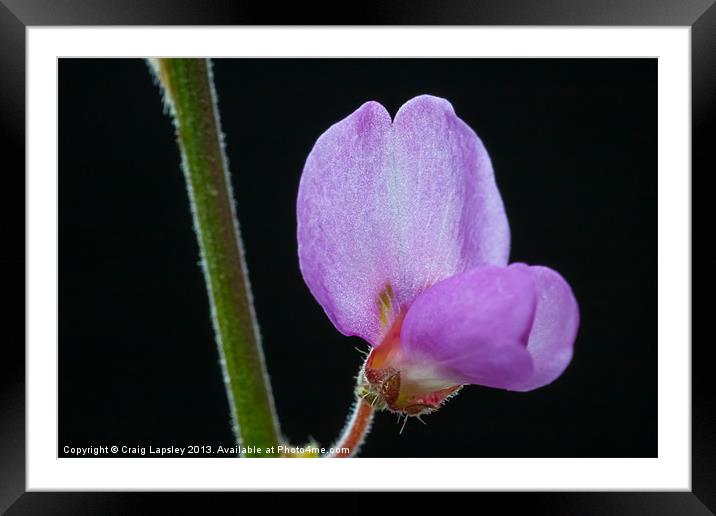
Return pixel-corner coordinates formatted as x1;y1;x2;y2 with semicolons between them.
509;264;579;391
400;265;536;390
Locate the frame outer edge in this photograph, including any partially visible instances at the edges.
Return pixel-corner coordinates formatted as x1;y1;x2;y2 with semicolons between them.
0;0;714;25
692;1;716;513
2;0;713;511
0;0;27;514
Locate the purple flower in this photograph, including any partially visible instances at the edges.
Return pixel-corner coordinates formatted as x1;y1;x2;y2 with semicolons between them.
297;95;579;416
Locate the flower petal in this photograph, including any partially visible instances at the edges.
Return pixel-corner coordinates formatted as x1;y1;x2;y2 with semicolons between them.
297;95;510;344
509;264;579;391
400;265;536;390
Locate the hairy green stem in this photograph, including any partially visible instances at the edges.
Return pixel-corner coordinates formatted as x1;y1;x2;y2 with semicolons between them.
152;58;280;457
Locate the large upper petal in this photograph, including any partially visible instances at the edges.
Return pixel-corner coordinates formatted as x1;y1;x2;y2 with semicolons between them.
400;264;579;392
297;95;510;344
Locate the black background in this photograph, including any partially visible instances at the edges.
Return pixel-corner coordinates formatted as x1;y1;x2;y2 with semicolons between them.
59;58;656;458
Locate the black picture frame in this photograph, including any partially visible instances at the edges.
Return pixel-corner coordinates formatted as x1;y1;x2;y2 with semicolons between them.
1;1;711;513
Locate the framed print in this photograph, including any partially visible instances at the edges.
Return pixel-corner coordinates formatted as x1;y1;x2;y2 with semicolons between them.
2;0;712;513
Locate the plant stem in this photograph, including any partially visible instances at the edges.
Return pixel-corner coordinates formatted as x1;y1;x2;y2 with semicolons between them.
326;398;375;458
152;58;280;457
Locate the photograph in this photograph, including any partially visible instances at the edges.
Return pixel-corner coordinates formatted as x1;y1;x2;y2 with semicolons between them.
58;57;657;459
